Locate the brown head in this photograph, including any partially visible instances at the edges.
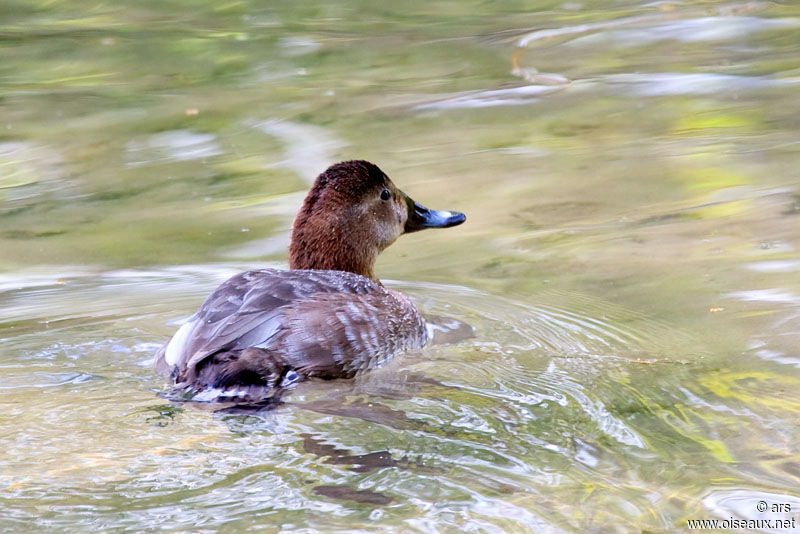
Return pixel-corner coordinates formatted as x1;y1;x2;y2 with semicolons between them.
289;160;465;281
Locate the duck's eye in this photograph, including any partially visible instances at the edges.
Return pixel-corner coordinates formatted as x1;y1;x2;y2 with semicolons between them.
380;189;390;201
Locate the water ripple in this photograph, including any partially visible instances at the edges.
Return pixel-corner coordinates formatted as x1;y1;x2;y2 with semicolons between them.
0;266;727;533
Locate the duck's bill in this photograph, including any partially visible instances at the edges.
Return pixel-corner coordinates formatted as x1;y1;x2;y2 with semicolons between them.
404;195;466;233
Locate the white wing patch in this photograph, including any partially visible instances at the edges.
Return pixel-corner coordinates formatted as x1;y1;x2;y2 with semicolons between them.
164;321;195;367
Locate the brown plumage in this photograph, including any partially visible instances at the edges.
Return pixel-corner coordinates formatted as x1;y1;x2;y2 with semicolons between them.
290;161;406;281
154;160;465;402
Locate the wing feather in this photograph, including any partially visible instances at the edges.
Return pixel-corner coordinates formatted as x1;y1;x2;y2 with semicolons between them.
154;269;397;387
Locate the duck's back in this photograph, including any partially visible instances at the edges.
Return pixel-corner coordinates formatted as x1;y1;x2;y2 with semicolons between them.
154;269;427;401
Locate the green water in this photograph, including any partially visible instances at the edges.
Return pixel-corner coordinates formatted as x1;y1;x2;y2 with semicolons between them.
2;1;800;532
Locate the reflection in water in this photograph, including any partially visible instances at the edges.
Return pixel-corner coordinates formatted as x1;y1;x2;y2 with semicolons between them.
596;72;800;97
515;14;797;49
0;142;67;206
312;485;392;505
251;119;346;185
126;130;223;167
416;85;564;111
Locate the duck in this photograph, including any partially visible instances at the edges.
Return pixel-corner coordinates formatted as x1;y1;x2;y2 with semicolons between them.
154;160;465;402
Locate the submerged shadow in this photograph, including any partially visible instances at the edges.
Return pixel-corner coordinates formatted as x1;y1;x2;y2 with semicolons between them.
301;432;444;505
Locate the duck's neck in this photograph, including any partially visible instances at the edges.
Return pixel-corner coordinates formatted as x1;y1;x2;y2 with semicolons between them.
288;226;379;282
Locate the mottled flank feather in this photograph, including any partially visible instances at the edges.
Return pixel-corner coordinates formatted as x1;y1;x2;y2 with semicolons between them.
154;269;427;402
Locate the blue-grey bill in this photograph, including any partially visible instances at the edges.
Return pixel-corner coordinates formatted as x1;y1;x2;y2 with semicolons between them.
404;196;466;233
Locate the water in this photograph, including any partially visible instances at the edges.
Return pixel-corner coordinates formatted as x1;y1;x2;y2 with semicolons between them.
2;1;800;531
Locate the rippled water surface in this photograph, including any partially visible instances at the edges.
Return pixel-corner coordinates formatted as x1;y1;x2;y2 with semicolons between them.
2;1;800;532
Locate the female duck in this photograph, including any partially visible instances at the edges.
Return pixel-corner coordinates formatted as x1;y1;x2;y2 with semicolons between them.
154;160;465;402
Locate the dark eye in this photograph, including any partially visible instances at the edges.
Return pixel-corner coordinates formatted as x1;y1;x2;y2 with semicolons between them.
380;189;390;201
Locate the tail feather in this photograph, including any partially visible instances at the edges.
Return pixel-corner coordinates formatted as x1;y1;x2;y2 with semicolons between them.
168;347;294;403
